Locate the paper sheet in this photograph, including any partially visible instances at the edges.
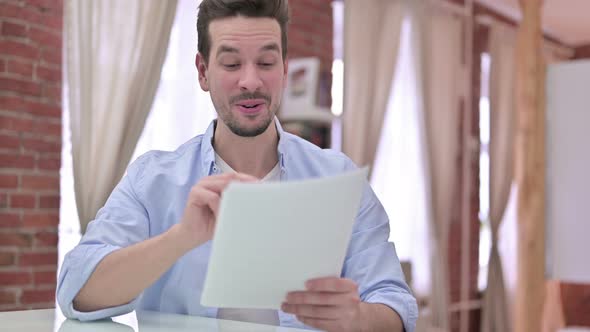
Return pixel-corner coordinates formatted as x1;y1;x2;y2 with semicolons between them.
546;61;590;283
201;167;368;309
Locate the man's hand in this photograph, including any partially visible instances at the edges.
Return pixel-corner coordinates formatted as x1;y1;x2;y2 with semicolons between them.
178;172;258;249
282;277;363;332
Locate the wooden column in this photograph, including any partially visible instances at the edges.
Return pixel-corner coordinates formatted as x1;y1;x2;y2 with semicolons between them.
514;0;546;332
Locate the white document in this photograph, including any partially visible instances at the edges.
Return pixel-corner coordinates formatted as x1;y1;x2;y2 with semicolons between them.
546;61;590;282
201;167;368;309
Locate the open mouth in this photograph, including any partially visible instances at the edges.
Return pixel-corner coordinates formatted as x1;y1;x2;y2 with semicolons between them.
235;99;267;114
240;104;262;109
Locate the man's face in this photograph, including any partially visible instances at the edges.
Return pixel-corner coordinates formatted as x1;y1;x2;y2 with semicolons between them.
196;16;288;137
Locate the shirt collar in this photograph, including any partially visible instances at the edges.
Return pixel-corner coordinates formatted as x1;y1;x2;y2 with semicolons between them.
199;117;288;177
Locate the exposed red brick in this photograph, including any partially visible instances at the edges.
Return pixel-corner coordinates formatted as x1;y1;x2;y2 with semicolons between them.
40;47;60;65
34;232;57;247
0;95;27;111
38;194;59;208
18;251;57;267
22;137;60;153
21;288;55;304
30;103;60;118
0;289;18;305
0;213;21;227
0;174;18;189
28;0;57;11
0;77;41;97
37;156;60;171
27;302;55;309
0;153;35;169
0;3;42;24
0;134;20;150
33;270;56;285
10;193;36;208
0;114;34;132
0;232;33;247
0;271;32;286
40;14;62;31
0;40;40;60
0;251;16;266
0;96;60;117
1;0;62;308
33;120;61;137
36;65;61;82
22;212;59;228
41;84;61;101
1;21;27;38
6;59;34;78
29;27;61;48
0;193;7;208
21;175;59;190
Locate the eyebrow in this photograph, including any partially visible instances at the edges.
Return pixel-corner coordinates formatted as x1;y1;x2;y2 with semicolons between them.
216;45;239;58
215;43;281;58
260;43;280;53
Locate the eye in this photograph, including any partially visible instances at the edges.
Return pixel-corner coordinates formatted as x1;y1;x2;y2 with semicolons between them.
259;62;275;68
223;63;240;70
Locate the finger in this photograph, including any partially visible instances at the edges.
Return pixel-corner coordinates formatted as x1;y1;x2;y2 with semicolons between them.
233;172;259;182
190;187;220;216
305;277;358;293
198;177;242;194
281;303;341;320
198;173;258;193
285;291;359;306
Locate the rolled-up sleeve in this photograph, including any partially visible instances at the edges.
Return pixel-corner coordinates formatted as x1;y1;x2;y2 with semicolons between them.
57;156;151;321
341;165;418;332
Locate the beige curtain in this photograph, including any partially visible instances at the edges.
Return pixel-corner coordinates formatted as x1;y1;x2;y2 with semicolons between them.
342;0;406;172
481;23;517;332
65;0;178;233
412;2;464;330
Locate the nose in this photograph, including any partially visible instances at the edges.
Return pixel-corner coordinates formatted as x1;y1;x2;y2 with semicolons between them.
238;63;263;92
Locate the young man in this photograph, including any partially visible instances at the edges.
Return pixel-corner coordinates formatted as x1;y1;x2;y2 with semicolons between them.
57;1;418;331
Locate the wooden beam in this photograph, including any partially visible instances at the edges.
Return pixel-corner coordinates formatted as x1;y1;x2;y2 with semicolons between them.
514;0;546;332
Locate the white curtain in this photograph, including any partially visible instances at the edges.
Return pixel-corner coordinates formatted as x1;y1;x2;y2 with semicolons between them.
371;17;431;298
412;1;464;329
65;0;178;233
481;22;517;332
342;0;406;172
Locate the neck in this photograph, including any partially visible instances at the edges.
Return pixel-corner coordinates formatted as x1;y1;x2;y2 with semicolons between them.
213;120;279;179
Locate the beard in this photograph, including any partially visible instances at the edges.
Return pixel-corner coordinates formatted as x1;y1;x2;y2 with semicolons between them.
219;92;279;137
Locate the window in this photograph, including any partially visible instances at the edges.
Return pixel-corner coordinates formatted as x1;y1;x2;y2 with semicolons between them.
370;17;431;297
478;53;491;290
58;0;214;310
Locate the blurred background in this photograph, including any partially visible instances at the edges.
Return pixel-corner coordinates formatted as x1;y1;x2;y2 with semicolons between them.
0;0;589;331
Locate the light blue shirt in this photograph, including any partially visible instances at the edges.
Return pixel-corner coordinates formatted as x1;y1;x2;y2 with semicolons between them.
57;119;418;331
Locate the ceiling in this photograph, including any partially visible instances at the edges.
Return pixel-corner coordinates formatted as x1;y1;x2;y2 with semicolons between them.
476;0;590;47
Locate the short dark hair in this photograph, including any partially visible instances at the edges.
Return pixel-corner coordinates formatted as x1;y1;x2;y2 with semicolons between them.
197;0;290;64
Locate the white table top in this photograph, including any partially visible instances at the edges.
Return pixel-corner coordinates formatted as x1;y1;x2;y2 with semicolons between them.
0;309;311;332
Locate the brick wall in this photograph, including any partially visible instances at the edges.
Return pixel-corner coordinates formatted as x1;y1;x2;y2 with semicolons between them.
0;0;329;312
0;0;62;311
287;0;333;107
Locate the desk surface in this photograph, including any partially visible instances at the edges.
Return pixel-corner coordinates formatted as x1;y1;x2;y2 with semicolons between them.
0;309;311;332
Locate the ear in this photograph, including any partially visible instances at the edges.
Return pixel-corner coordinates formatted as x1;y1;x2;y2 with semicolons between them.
195;52;210;91
282;58;289;89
